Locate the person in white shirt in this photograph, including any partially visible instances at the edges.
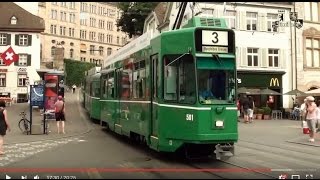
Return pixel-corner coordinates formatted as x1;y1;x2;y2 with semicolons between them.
72;84;77;94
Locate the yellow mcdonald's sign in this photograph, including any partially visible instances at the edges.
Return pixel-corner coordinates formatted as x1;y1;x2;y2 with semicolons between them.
269;78;279;87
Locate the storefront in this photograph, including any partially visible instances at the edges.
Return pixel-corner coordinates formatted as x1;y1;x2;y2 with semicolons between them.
237;71;285;110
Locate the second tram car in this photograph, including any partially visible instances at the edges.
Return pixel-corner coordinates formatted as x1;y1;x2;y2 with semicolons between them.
82;17;238;159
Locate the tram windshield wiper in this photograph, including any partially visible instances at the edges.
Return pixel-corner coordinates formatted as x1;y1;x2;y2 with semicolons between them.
166;53;189;67
212;54;225;68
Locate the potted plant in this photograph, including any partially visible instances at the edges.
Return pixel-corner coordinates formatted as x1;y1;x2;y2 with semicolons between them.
262;106;272;120
256;108;264;120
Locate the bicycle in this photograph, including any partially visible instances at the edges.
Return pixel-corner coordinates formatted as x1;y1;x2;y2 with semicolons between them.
18;111;31;135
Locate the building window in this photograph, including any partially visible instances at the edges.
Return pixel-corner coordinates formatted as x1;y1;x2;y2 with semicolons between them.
224;10;236;29
99;46;104;56
0;74;6;87
69;2;75;9
306;37;320;67
117;36;119;44
202;8;214;16
50;25;57;34
0;34;7;45
51;10;57;19
0;54;5;66
90;45;95;55
246;12;257;31
267;14;278;32
69;13;75;23
18;54;28;66
19;35;28;46
70;49;74;58
18;74;27;87
305;2;319;22
268;49;279;67
107;47;112;56
11;16;17;25
69;28;74;37
51;46;56;57
247;48;259;67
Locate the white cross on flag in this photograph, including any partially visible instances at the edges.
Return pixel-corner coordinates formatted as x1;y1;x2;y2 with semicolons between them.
0;46;19;66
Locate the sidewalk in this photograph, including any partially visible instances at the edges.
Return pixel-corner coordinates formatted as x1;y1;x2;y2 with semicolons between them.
238;118;320;147
4;89;92;145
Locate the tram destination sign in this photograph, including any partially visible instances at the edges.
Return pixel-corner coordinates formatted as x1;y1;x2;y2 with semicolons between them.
202;30;228;53
195;29;235;54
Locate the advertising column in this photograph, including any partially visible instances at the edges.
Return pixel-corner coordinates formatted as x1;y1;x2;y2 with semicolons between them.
44;74;58;112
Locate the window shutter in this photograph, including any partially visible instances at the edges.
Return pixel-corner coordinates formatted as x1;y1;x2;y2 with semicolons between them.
6;34;11;45
236;11;241;30
27;54;31;66
240;47;247;66
259;13;267;31
28;35;32;46
261;48;268;67
14;57;19;66
280;49;286;68
240;11;246;30
15;35;19;45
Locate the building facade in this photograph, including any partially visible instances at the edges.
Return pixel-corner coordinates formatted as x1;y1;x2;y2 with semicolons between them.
146;2;294;109
0;2;44;102
294;2;320;93
37;2;128;69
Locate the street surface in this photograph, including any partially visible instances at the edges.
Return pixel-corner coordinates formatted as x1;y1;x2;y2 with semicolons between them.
0;89;319;179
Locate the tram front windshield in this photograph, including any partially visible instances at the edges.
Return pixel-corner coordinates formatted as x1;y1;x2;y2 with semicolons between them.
198;69;235;104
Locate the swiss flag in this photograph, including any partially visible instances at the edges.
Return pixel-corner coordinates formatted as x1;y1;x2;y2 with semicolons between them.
0;46;19;66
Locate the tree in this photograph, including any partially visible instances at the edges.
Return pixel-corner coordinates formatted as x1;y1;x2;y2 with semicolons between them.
117;2;159;38
64;59;95;87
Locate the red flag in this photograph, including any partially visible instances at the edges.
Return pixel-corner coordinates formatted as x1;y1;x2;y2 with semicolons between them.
0;46;19;66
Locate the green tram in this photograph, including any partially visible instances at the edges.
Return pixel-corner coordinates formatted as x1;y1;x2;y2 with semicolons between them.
83;17;238;159
83;68;101;120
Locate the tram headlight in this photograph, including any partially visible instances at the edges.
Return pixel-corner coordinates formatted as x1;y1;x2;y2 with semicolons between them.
215;120;224;127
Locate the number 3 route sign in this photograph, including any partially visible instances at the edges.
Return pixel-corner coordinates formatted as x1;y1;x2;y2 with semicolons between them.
0;46;19;66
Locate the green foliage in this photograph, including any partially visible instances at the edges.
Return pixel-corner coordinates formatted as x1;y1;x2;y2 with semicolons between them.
116;2;159;38
262;107;272;115
257;108;264;114
64;59;95;87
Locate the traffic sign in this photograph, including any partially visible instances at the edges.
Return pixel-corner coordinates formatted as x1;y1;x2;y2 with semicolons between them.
0;46;19;66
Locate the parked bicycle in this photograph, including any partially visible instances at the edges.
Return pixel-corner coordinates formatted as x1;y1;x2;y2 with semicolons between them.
19;111;31;134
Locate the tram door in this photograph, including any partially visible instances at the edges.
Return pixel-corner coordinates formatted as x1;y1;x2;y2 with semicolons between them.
115;68;122;133
150;54;159;138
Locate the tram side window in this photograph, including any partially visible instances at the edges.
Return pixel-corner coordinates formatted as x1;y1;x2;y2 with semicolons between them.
163;54;196;104
92;82;100;97
107;73;115;98
120;66;132;99
103;78;108;98
133;61;146;99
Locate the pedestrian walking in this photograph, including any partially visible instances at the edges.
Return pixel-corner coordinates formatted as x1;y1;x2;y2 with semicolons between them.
0;100;10;155
241;95;250;123
54;96;66;134
248;96;255;123
305;96;318;142
72;84;77;94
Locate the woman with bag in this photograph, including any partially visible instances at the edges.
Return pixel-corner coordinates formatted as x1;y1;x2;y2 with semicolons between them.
305;96;317;142
0;100;10;155
54;96;66;134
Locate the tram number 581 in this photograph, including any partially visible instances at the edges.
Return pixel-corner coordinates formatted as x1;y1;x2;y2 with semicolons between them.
186;114;194;121
212;32;219;43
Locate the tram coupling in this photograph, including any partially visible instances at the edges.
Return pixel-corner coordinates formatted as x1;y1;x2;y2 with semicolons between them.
214;143;235;160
